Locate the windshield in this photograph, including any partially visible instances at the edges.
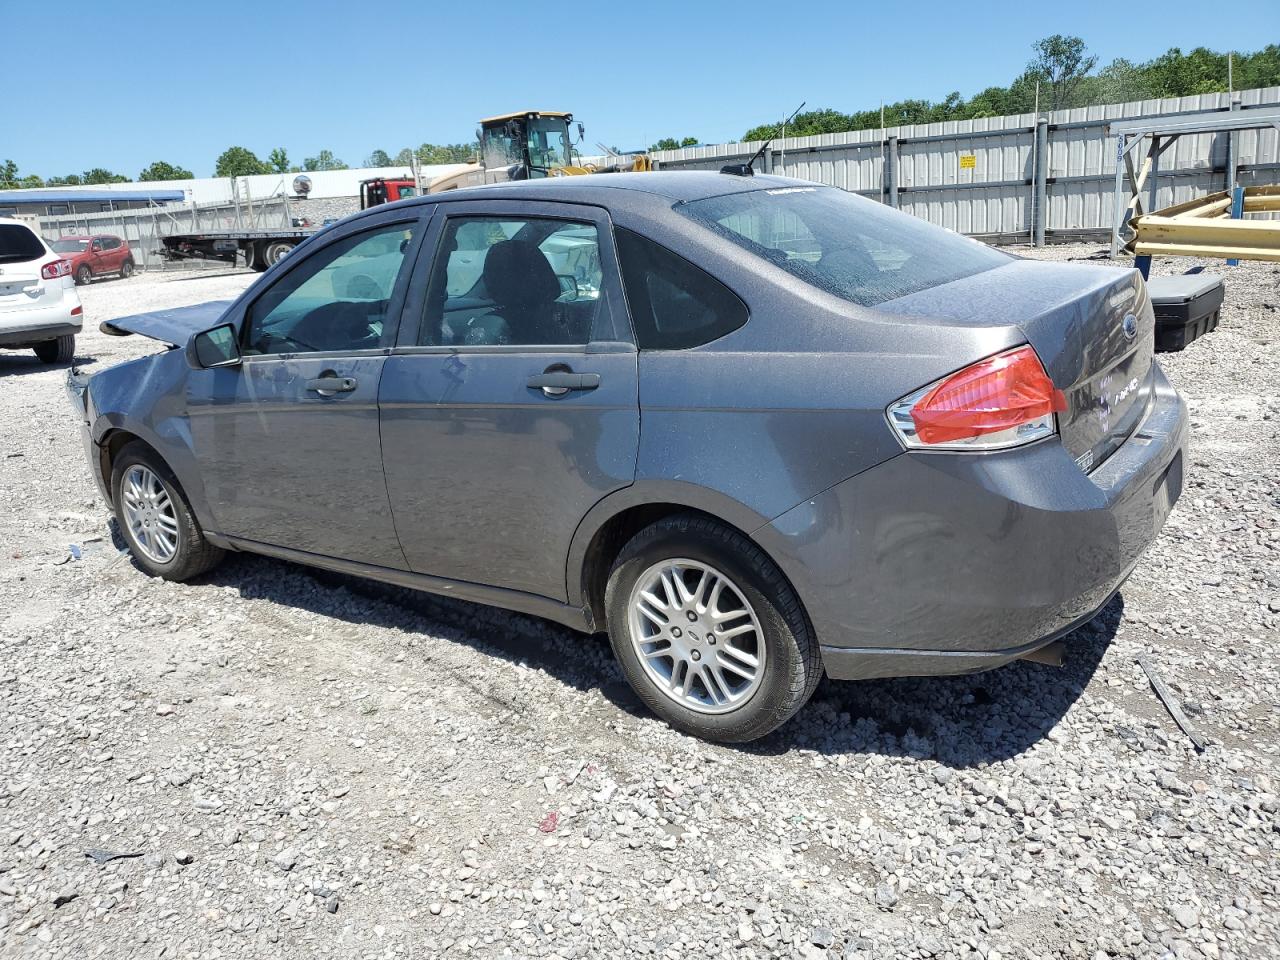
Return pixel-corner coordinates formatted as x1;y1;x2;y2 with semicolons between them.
52;237;91;253
0;223;47;263
526;117;570;173
678;186;1009;307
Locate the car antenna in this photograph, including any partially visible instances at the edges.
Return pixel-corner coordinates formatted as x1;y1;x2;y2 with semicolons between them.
721;101;805;177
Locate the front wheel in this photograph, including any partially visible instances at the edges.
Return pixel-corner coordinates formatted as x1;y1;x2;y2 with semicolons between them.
604;514;821;743
33;334;75;364
110;441;225;581
75;265;92;285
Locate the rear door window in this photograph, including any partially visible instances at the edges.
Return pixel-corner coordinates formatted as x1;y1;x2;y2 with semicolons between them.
614;227;748;350
419;216;604;347
0;224;47;264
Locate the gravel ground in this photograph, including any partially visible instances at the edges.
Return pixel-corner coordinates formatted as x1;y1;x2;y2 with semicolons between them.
0;250;1277;960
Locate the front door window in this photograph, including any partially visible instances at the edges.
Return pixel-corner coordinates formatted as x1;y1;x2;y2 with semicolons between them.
244;222;417;355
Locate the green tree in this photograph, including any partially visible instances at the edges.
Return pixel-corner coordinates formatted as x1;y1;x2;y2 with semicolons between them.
415;143;476;164
138;160;193;182
267;148;290;173
19;174;43;188
366;149;392;167
302;149;348;171
82;168;130;185
45;174;83;186
649;136;700;151
0;159;18;189
1028;34;1097;110
215;146;270;178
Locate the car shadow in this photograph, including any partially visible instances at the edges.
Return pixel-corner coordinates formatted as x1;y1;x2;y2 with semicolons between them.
0;354;70;377
148;540;1116;769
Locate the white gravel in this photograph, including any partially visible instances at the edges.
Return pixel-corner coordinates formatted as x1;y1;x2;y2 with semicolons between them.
0;251;1277;960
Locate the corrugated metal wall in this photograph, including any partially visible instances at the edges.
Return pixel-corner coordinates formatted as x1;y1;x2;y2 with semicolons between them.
651;87;1280;240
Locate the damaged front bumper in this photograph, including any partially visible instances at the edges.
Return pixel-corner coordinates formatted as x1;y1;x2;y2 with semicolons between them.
66;367;110;504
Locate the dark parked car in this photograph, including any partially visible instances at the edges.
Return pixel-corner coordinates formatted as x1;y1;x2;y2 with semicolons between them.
67;172;1186;742
50;234;135;285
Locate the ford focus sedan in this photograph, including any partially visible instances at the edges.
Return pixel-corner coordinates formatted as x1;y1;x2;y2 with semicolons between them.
67;172;1186;742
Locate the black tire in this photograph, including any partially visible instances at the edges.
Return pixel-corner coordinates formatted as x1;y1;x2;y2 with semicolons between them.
33;334;75;365
245;243;265;272
110;441;225;581
75;265;92;285
120;259;134;279
263;240;294;267
604;513;821;743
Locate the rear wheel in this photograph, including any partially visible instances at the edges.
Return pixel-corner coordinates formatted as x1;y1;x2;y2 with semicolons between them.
75;265;92;285
33;335;75;364
244;242;265;271
120;259;134;278
263;240;294;267
604;513;820;743
110;441;224;581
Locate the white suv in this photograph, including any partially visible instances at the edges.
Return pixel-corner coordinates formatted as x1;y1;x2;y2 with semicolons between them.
0;218;83;364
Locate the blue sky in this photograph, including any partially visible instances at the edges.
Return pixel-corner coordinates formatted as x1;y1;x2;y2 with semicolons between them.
7;0;1278;179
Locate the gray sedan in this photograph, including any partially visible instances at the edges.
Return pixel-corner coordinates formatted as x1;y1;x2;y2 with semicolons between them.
67;172;1187;742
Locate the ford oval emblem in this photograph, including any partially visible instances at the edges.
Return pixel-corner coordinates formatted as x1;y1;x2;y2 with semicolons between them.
1122;313;1138;341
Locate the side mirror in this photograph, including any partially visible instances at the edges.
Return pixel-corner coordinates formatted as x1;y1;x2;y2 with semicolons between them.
190;323;242;368
556;274;580;300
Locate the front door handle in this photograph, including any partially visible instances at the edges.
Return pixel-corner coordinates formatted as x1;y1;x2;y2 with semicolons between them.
526;371;601;397
306;375;357;396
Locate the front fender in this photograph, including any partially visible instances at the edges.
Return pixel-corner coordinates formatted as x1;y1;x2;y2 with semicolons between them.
86;351;218;536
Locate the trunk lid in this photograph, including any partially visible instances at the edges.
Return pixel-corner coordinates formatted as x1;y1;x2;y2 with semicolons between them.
877;259;1154;471
100;300;234;346
0;264;44;311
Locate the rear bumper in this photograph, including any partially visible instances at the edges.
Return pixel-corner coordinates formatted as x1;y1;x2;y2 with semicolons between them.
0;300;83;347
759;364;1188;680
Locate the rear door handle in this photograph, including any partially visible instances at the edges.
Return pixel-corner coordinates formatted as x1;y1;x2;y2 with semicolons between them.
526;371;601;397
306;375;357;396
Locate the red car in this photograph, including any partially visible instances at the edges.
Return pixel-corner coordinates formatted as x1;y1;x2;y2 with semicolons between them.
50;234;136;285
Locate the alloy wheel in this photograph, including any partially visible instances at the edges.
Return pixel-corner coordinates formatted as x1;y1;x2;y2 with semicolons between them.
121;465;179;564
626;558;766;714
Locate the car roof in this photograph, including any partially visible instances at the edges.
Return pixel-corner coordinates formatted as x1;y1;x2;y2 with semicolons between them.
403;171;821;211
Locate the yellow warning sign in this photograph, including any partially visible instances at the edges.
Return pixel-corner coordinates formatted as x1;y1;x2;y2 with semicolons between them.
959;154;977;170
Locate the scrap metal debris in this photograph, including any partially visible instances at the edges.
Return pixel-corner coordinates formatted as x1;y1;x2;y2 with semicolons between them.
1137;656;1208;753
85;849;143;865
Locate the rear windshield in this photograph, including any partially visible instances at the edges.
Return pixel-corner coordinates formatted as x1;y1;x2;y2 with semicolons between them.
677;186;1009;307
0;223;47;264
51;237;91;253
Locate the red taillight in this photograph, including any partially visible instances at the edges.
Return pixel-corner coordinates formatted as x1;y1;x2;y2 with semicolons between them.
887;346;1067;451
71;305;83;316
910;347;1066;444
41;259;72;280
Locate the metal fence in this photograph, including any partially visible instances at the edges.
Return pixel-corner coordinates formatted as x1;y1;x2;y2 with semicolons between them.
651;87;1280;244
35;189;292;272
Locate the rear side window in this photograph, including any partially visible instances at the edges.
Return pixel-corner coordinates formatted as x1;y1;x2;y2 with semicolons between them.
678;186;1008;307
615;227;748;350
0;224;46;264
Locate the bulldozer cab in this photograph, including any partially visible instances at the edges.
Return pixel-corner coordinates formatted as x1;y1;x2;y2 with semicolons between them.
478;111;578;181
